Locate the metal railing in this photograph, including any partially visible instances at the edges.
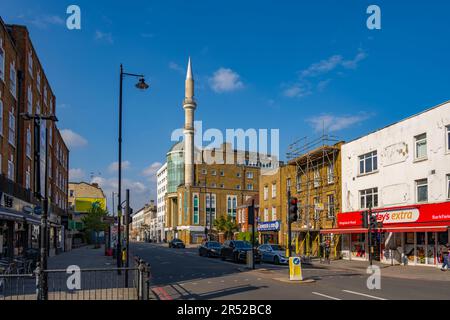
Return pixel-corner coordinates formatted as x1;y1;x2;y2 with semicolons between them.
0;256;151;300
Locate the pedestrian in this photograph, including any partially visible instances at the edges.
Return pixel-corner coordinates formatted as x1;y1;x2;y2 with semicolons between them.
122;248;127;265
441;244;449;271
324;239;331;264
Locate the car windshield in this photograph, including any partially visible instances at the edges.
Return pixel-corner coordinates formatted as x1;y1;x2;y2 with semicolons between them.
234;241;252;249
270;245;285;251
208;242;221;248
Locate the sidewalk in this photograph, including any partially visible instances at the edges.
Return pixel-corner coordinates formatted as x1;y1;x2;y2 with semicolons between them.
309;259;450;282
48;245;116;269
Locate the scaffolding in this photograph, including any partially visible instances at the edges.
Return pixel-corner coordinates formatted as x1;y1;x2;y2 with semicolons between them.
286;133;342;258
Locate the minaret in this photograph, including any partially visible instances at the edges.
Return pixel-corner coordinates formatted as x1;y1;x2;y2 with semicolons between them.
183;57;196;186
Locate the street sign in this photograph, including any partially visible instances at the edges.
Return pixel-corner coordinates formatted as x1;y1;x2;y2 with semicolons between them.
289;257;303;281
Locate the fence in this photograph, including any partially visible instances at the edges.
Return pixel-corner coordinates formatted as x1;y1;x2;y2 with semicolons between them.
0;256;151;300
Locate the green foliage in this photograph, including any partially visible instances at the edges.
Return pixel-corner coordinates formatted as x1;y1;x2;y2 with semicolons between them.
213;215;238;240
81;202;109;248
237;232;251;242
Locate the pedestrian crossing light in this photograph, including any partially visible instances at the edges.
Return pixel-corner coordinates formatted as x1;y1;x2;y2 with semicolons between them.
369;213;377;230
289;197;298;223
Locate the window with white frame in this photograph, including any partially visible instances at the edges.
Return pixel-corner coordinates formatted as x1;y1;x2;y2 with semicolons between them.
314;168;320;187
272;183;276;198
9;61;17;98
193;194;199;224
37;70;41;93
296;173;301;192
7;159;14;181
446;126;450;152
247;183;253;190
416;179;428;203
236;184;241;190
43;85;47;105
26;128;31;158
8;111;15;146
25;168;30;189
313;197;320;221
205;193;216;226
272;207;277;221
287;178;291;190
28;51;33;76
27;85;32;114
201;168;207;175
360;187;378;209
264;208;269;222
415;133;427;160
211;170;216;176
327;194;335;219
359;151;378;175
327;163;334;184
0;37;4;81
227;195;237;217
36;102;40;115
247;172;253;179
264;186;268;200
447;174;450;199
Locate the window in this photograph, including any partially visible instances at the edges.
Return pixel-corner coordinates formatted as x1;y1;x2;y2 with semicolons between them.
327;163;334;184
9;62;17;98
446;126;450;152
27;86;33;114
313;197;320;221
201;168;207;175
48;156;52;178
0;37;4;81
247;172;253;179
236;185;241;190
327;194;335;219
296;174;301;192
26;128;31;158
264;186;268;200
247;183;253;190
272;183;276;198
220;170;224;176
237;172;241;178
211;170;216;176
25;169;30;190
43;85;48;105
287;178;291;190
28;51;33;76
220;184;224;188
264;208;269;222
227;195;237;217
193;194;199;224
206;193;216;226
314;168;320;187
0;100;3;135
272;207;277;221
37;71;41;93
7;160;14;181
36;102;40;115
360;188;378;209
359;151;378;175
416;179;428;203
8;111;15;146
49;125;52;146
447;175;450;199
415;133;427;160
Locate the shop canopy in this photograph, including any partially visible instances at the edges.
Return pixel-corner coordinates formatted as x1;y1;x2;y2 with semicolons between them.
320;228;368;234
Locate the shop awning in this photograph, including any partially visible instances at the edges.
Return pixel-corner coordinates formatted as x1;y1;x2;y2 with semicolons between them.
381;226;449;233
320;228;368;234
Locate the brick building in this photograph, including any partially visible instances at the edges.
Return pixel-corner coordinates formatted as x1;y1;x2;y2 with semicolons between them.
0;18;69;260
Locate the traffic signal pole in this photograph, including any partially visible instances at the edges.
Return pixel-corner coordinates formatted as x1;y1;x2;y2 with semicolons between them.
368;205;373;267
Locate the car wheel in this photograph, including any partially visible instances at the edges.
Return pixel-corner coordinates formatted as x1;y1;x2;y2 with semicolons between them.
274;256;280;265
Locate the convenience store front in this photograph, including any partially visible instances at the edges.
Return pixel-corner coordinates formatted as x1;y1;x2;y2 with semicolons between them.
322;202;450;267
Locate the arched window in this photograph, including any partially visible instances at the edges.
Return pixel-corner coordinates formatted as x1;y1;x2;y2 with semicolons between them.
232;197;237;217
227;197;232;216
193;194;199;224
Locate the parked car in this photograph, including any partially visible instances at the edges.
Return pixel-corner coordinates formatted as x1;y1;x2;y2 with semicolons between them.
258;244;288;265
220;240;261;263
198;241;222;257
168;239;185;248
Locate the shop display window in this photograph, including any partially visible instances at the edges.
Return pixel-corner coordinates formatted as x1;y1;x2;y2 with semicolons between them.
416;232;426;264
427;232;436;265
351;233;366;258
438;231;449;263
404;233;415;263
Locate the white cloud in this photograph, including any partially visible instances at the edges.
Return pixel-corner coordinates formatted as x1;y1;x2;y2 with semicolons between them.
342;50;368;69
142;162;162;179
60;129;88;149
27;15;65;29
95;30;113;44
307;113;372;132
209;68;244;93
300;55;343;78
108;161;131;173
282;83;311;98
69;168;85;181
169;62;184;74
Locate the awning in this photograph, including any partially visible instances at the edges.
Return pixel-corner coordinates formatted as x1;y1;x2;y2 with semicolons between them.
320;228;368;234
382;226;449;233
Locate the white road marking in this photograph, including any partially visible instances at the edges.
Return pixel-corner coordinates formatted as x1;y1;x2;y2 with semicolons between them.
342;290;387;300
312;292;341;300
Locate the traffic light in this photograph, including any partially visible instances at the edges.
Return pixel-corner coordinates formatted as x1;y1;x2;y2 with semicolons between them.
369;213;377;230
289;197;298;223
361;211;369;228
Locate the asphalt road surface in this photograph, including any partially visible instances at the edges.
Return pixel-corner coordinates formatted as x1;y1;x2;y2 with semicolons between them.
131;242;450;300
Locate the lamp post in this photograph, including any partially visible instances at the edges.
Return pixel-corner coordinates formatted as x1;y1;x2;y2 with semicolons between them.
116;64;149;271
20;112;58;300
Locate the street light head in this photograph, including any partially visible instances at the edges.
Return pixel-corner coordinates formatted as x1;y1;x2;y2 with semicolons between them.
135;77;149;90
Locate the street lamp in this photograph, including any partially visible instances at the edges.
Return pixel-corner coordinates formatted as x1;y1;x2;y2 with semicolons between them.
117;65;149;271
20;112;58;300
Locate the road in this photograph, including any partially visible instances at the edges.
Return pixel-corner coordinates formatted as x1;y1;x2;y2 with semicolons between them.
131;242;450;300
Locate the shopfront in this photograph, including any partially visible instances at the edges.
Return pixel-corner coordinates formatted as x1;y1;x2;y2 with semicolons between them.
258;220;281;244
325;202;450;267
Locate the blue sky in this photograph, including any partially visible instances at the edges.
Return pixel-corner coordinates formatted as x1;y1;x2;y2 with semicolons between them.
1;0;450;210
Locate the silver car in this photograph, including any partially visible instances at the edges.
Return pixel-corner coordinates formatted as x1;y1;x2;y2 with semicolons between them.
258;244;288;264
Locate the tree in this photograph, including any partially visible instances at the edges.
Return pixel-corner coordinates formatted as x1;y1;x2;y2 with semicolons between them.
81;201;108;249
213;215;238;240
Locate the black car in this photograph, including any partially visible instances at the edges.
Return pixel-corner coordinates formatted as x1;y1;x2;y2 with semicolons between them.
168;238;185;248
198;241;222;257
220;240;261;263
